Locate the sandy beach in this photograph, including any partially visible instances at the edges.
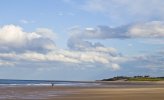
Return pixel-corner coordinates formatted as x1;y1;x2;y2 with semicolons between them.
0;81;164;100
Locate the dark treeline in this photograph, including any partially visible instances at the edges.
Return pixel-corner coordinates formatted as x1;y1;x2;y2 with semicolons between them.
101;76;164;81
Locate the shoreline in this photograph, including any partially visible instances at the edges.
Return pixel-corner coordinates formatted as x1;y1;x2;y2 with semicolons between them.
0;81;164;100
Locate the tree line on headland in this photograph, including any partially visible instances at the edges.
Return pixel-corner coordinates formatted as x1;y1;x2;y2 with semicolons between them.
101;75;164;81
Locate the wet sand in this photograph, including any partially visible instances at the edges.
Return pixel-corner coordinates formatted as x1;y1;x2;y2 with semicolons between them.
55;88;164;100
0;81;164;100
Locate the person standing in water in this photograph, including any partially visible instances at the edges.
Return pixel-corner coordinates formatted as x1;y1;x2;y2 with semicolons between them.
51;83;54;87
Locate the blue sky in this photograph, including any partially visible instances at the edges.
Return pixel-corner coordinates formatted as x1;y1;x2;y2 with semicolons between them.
0;0;164;80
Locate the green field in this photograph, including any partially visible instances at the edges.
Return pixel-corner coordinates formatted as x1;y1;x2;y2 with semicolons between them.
127;77;164;81
101;76;164;81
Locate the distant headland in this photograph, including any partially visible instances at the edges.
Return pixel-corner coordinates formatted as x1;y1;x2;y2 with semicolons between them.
101;76;164;81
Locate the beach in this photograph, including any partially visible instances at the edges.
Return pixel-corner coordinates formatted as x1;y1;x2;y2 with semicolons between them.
0;81;164;100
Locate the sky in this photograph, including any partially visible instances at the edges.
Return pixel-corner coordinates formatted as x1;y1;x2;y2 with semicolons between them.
0;0;164;81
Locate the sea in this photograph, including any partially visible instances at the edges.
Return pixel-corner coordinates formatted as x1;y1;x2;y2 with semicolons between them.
0;79;100;87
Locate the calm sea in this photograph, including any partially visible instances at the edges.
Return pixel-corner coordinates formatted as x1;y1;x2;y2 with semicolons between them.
0;79;99;87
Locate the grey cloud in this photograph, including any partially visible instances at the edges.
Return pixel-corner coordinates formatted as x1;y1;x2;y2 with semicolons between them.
67;26;120;52
68;37;104;50
67;21;164;56
25;38;55;53
68;21;164;40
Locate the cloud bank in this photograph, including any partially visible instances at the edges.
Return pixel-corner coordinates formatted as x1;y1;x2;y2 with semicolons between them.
0;25;124;70
0;22;163;71
67;21;164;71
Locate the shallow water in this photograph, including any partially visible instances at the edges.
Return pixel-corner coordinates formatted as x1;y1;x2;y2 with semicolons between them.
0;85;78;99
0;79;101;87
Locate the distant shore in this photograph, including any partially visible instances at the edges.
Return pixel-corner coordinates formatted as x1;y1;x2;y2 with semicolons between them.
101;76;164;81
0;81;164;100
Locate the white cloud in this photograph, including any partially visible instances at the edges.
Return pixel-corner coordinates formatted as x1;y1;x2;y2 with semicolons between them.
20;49;122;65
36;28;57;40
128;21;164;38
21;52;46;61
111;63;121;70
43;44;57;50
0;25;56;52
1;48;163;71
85;46;117;53
0;47;124;70
0;52;16;58
0;25;27;47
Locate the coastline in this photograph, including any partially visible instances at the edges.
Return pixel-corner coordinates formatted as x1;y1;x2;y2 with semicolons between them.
0;81;164;100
